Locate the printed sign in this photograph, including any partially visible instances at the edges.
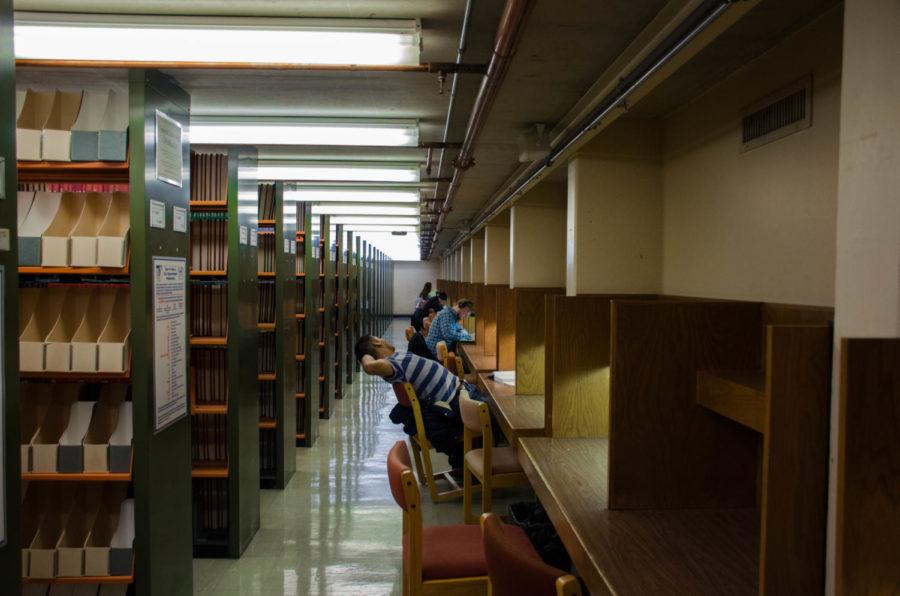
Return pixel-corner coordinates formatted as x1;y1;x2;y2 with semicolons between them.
153;257;188;432
250;228;258;247
173;206;187;233
240;225;248;245
155;110;183;187
150;200;166;229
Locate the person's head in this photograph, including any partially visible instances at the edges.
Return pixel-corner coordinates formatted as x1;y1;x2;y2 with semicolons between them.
437;292;448;305
454;299;474;320
419;282;432;299
355;335;395;362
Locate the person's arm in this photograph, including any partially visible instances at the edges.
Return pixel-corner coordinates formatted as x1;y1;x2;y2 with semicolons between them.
449;322;473;342
360;355;395;377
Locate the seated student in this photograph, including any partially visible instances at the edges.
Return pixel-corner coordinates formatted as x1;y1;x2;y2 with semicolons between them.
356;334;487;469
425;298;474;357
412;291;447;332
411;282;432;325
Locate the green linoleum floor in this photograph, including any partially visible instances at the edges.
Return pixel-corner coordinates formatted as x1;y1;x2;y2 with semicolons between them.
193;320;532;596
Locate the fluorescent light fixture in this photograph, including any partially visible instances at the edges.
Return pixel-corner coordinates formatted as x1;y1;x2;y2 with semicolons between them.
330;216;419;226
345;225;419;233
311;205;419;216
285;188;419;203
257;161;420;182
15;13;420;66
190;117;419;147
354;230;422;260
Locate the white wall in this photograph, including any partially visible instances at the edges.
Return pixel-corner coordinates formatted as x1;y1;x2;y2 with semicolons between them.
393;260;441;315
660;8;842;306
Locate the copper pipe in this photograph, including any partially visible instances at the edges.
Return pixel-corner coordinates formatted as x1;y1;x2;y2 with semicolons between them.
430;0;535;256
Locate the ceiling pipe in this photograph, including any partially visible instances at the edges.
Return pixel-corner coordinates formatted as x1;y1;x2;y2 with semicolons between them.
428;0;535;255
435;0;734;258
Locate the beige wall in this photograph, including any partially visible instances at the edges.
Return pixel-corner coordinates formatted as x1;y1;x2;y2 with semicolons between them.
510;181;567;288
470;233;486;283
394;260;441;315
484;220;510;285
660;8;842;306
567;119;663;295
460;242;472;282
827;1;900;593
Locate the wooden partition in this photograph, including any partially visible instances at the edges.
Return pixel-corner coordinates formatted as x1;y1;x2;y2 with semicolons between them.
836;338;900;596
496;287;516;370
480;285;501;357
513;288;563;394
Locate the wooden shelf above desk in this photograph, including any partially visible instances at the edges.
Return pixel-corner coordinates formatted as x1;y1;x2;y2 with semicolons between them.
518;437;758;596
697;369;766;432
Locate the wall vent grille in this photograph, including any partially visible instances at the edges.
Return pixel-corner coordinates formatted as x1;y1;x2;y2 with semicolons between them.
741;76;812;152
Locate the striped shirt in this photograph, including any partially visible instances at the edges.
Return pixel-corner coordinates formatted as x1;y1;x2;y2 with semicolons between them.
386;351;459;407
425;306;473;356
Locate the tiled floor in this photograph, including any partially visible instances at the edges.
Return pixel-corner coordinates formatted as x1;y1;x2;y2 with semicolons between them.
193;319;532;595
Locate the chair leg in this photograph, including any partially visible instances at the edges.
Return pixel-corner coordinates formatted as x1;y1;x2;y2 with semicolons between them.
418;441;441;503
463;464;474;524
409;439;427;486
482;477;492;517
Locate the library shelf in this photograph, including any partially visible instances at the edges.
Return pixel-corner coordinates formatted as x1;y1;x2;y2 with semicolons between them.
295;313;305;320
257;271;276;278
22;470;132;482
19;262;130;276
191;404;228;415
318;376;325;382
295;433;306;441
295;392;305;399
20;365;131;383
258;419;277;430
257;373;276;382
258;219;276;226
191;466;229;479
189;336;227;347
296;273;306;278
190;270;227;278
296;354;305;362
318;342;325;348
257;322;276;331
189;200;227;210
24;573;134;585
17;159;130;184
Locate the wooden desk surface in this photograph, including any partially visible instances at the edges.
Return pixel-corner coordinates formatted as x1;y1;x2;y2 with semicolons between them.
459;342;497;373
518;438;759;596
478;374;545;443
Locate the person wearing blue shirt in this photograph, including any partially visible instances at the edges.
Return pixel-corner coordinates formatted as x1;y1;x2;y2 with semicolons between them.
426;299;474;356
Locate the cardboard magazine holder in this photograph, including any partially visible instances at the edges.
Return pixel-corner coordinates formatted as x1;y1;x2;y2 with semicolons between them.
18;191;62;266
20;287;68;371
98;89;128;162
56;484;103;577
42;192;87;267
21;483;49;577
16;89;55;161
108;499;135;575
21;384;52;472
70;90;111;162
45;288;92;371
97;288;130;373
70;193;114;267
96;192;130;268
30;388;80;473
84;485;129;576
83;385;127;472
107;400;133;473
28;483;77;578
57;401;95;473
41;90;83;162
18;191;35;228
71;287;119;372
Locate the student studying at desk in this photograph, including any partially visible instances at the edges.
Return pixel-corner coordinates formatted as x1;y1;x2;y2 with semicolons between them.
426;298;475;356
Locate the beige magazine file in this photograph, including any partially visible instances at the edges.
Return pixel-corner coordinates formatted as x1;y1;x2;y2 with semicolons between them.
45;287;92;371
96;192;129;268
71;287;119;372
20;383;52;472
27;483;77;578
19;287;68;371
70;193;114;267
41;90;83;162
56;484;104;577
18;191;61;266
83;385;128;472
16;89;55;161
97;287;131;373
30;386;81;473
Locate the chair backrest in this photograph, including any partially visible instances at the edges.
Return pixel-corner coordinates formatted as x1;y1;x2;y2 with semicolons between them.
405;326;415;341
437;341;464;380
460;390;492;443
481;513;581;596
387;441;420;512
392;382;413;407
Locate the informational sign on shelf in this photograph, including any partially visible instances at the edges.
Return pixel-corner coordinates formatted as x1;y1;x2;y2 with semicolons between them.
250;228;258;247
149;200;166;230
155;109;183;188
239;225;248;246
173;206;187;233
152;257;188;432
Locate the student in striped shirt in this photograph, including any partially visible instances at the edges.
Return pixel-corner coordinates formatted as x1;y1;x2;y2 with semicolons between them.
356;334;487;468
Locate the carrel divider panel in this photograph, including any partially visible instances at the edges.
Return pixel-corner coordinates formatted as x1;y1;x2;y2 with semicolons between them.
608;300;762;510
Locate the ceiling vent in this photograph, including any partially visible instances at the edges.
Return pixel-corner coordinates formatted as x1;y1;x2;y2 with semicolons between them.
740;75;812;153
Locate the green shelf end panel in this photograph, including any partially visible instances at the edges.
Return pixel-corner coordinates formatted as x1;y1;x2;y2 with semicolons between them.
129;69;194;596
319;216;336;419
334;224;346;400
298;202;320;447
274;182;297;488
0;0;21;591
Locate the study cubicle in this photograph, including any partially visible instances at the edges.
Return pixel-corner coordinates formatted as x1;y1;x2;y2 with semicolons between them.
477;291;834;595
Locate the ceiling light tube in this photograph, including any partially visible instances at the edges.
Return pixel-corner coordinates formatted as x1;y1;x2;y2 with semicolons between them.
311;205;419;216
191;117;419;147
15;13;421;66
257;161;420;182
330;216;419;226
284;187;420;203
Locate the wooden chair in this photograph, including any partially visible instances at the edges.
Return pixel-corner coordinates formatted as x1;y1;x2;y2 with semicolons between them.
460;390;528;524
388;441;535;596
436;341;464;380
481;513;581;596
405;325;416;342
392;382;464;503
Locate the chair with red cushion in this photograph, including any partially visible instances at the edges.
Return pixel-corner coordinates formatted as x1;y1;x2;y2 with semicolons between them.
388;441;534;596
481;513;581;596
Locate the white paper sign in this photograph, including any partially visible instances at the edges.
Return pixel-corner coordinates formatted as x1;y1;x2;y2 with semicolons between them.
153;257;188;432
155;110;183;187
150;200;166;229
250;228;258;247
0;228;9;252
173;206;187;233
239;225;248;245
284;238;291;255
0;157;5;199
